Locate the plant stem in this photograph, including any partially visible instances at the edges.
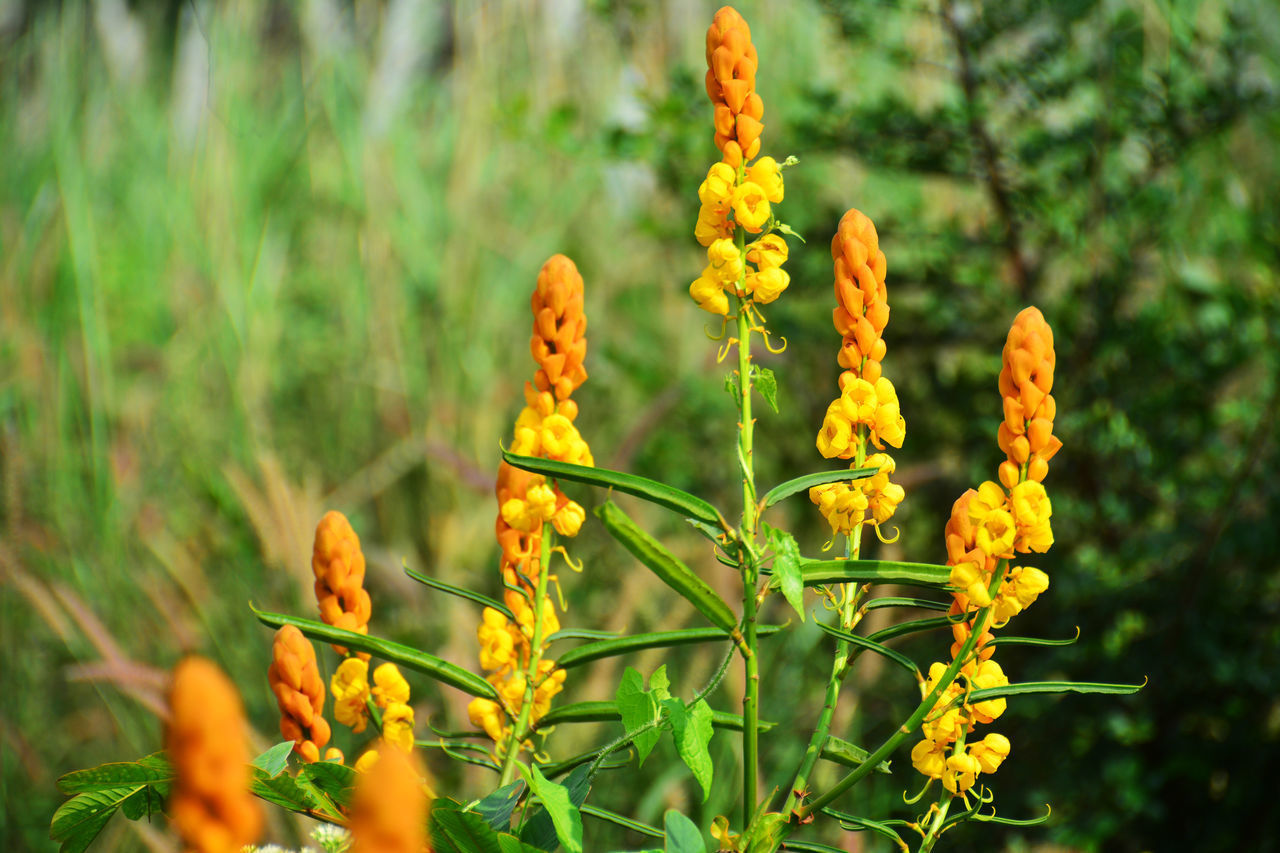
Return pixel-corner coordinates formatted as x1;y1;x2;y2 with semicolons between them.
498;522;553;787
735;298;760;821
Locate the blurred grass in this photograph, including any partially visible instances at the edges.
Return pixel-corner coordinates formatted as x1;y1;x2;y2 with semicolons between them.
3;1;1280;851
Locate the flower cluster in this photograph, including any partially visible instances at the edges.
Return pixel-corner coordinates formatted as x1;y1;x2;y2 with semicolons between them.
313;511;372;659
911;307;1060;797
468;255;589;750
330;658;416;752
268;625;335;764
347;745;429;853
166;657;261;853
810;209;905;536
690;8;789;317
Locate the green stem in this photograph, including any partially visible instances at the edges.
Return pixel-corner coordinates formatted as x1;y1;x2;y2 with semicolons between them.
498;523;554;786
796;559;1008;821
736;298;760;821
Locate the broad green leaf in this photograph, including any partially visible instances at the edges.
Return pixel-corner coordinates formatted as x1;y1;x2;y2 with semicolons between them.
761;467;877;508
556;625;782;670
520;764;587;853
252;606;499;700
252;741;296;777
595;501;739;636
250;766;333;816
754;366;779;413
473;781;526;833
662;698;715;801
616;667;664;765
118;784;164;821
431;808;510;853
863;596;950;612
498;836;549;853
866;616;960;644
300;761;358;810
820;808;909;849
968;680;1145;703
764;523;805;621
290;767;345;820
663;809;705;853
405;564;514;619
816;621;921;676
57;753;172;794
502;450;722;527
987;628;1081;647
819;735;892;775
581;804;664;838
789;559;951;588
51;788;141;853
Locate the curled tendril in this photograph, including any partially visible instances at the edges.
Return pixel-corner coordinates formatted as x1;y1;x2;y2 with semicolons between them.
874;523;901;544
902;776;933;805
820;534;837;552
716;336;739;363
761;326;788;354
551;545;583;574
704;314;734;341
547;573;568;612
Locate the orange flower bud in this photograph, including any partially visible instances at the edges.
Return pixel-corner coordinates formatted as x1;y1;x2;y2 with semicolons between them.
312;511;372;659
268;625;331;762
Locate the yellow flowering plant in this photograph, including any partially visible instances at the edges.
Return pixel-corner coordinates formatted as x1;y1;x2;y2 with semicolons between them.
53;7;1142;853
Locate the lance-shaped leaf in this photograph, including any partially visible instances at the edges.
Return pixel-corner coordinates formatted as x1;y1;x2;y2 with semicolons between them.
819;735;892;775
816;621;921;677
595;501;739;637
545;628;621;643
502;449;722;528
863;596;950;612
820;808;910;850
971;805;1053;826
987;627;1081;647
555;625;783;670
967;680;1145;703
866;615;961;644
761;467;877;508
580;805;664;838
252;606;499;701
781;559;952;588
782;841;851;852
405;564;514;619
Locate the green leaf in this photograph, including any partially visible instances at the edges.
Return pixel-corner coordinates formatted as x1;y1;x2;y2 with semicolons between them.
430;808;510;853
662;698;715;801
252;741;296;777
299;760;358;810
51;788;140;853
57;753;173;794
616;667;665;765
555;625;782;670
753;366;779;413
863;596;950;612
724;374;742;409
782;842;849;852
595;501;739;637
405;563;514;619
250;766;334;817
536;700;770;737
546;628;621;643
761;467;877;508
987;627;1081;647
502;450;722;528
774;221;806;243
663;809;705;853
968;680;1146;703
251;606;499;700
764;523;804;621
866;616;960;644
815;620;921;676
473;781;526;832
971;805;1053;826
820;808;909;849
787;559;952;588
819;735;892;775
580;804;664;838
520;764;586;853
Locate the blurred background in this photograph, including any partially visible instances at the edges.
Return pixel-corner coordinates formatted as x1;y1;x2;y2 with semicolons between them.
3;0;1279;850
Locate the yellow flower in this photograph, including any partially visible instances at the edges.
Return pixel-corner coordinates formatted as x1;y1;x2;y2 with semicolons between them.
911;738;947;779
968;733;1011;774
746;156;784;203
746;266;789;304
477;608;520;674
942;751;980;794
552;499;586;537
1009;480;1053;553
695;204;733;247
698;162;737;206
815;403;855;459
690;274;730;316
467;698;507;743
870;377;905;449
746;234;787;269
969;659;1008;723
331;658;372;734
372;663;410;709
949;559;992;608
707;238;745;285
975;509;1016;558
731;181;771;232
381;702;415;752
354;748;380;774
